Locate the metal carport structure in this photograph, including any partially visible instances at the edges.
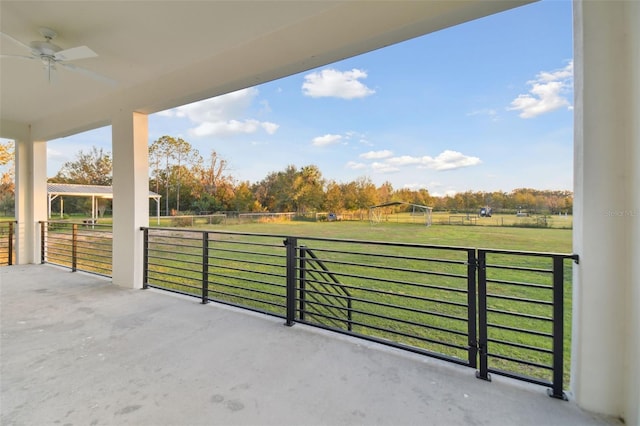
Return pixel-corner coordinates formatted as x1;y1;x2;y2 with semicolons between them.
369;201;433;226
47;183;161;222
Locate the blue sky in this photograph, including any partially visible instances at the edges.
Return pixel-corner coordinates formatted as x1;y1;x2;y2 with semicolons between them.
46;0;573;197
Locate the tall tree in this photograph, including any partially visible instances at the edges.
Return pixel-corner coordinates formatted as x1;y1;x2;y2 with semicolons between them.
377;181;393;205
293;165;325;213
200;150;229;193
0;140;13;166
50;147;112;185
196;150;236;211
354;176;378;210
231;181;257;212
149;136;201;214
324;180;343;213
0;140;14;214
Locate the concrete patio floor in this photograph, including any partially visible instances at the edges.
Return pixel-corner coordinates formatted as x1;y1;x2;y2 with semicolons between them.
1;265;619;426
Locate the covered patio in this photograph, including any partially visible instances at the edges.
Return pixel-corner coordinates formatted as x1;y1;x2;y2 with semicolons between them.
0;265;617;425
1;1;638;424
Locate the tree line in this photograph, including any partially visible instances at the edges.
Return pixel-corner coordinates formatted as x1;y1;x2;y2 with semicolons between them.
0;137;573;216
0;141;14;215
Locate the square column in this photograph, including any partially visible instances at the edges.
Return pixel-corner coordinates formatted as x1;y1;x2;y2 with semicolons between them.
572;1;639;424
111;111;148;288
15;136;47;264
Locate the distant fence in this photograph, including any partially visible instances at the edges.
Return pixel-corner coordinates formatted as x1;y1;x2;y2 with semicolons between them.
156;214;228;227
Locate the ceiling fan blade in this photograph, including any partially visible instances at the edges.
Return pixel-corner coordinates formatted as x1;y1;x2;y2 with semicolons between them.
59;62;116;86
0;54;36;60
54;45;97;61
0;31;32;52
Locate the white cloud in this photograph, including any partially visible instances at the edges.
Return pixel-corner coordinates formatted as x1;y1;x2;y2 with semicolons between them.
371;162;399;173
508;61;573;118
261;122;280;135
402;183;429;190
155;109;174;117
158;88;279;137
360;150;393;160
430;189;459;198
386;155;422;166
302;68;375;99
191;119;279;137
346;161;367;170
420;150;482;171
312;134;343;146
47;147;68;161
364;150;481;173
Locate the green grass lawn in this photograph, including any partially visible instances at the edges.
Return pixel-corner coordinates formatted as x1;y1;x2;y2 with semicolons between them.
196;219;572;253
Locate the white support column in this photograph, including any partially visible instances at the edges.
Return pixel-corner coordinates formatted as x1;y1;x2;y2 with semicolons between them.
15;136;48;264
111;111;148;288
572;1;639;424
626;3;640;424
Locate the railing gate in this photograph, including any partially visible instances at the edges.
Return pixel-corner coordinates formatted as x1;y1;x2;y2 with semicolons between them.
476;249;578;399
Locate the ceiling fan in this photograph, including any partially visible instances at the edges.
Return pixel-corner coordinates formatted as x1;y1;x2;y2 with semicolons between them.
0;27;115;86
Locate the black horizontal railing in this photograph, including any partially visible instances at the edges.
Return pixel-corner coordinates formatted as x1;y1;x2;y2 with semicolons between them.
142;228;288;316
140;226;577;397
0;221;15;266
40;221;113;277
37;221;576;398
476;249;578;400
298;245;353;332
286;236;477;367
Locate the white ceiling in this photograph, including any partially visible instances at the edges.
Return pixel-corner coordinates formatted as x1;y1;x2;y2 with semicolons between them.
0;1;531;141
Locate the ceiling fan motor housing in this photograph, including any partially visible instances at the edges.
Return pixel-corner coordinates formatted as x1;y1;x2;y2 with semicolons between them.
30;40;62;57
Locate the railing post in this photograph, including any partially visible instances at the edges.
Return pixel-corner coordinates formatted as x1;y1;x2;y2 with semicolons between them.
40;221;46;264
142;228;149;289
467;249;478;369
548;256;567;400
71;223;78;272
476;249;491;381
346;295;353;332
285;237;297;326
299;245;306;322
8;221;14;266
202;231;209;304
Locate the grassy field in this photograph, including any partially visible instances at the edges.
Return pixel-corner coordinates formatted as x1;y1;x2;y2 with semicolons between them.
187;219;572;253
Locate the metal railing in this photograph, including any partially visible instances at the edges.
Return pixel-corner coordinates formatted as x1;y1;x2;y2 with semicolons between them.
287;236;477;367
476;249;577;399
142;228;288;315
0;221;15;266
36;222;576;397
142;228;477;366
40;221;113;277
141;227;577;395
298;245;353;331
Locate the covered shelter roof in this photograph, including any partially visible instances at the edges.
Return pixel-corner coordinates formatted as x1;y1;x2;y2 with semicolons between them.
369;201;433;211
47;183;160;200
47;183;161;221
